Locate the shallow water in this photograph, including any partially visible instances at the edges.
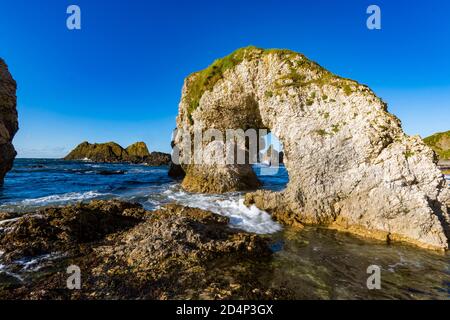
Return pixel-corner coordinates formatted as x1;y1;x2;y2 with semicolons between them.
268;227;449;299
0;159;449;299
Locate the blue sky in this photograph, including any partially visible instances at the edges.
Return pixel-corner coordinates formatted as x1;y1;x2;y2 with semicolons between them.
0;0;449;158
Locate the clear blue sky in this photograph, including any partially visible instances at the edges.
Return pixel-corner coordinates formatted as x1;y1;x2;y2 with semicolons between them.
0;0;449;158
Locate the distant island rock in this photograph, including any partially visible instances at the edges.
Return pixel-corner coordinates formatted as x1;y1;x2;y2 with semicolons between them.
260;146;284;165
0;58;18;185
423;130;450;162
64;141;171;165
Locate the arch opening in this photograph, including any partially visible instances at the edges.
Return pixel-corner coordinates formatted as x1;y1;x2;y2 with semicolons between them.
254;132;289;192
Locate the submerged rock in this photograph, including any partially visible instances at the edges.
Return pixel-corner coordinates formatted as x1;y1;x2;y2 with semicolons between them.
172;46;450;250
0;200;286;300
64;141;171;165
97;170;126;175
0;58;18;185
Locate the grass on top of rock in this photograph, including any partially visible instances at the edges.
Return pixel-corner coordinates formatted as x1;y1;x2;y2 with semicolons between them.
423;130;450;160
185;46;262;116
184;46;370;119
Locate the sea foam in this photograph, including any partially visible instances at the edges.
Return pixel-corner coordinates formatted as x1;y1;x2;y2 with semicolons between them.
1;191;105;210
163;187;282;234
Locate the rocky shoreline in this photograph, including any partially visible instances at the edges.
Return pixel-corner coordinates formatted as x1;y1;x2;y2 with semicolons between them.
0;200;291;300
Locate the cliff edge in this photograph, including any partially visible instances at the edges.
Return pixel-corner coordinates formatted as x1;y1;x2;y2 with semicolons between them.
0;58;18;185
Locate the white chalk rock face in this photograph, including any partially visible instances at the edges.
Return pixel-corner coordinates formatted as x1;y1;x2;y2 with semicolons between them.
172;47;450;250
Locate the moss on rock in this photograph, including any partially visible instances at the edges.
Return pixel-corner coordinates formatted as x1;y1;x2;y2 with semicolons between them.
64;141;171;165
423;130;450;160
125;142;150;159
184;46;366;119
64;141;126;162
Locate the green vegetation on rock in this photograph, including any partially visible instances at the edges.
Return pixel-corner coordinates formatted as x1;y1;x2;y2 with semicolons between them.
185;46;262;115
64;141;171;165
423;130;450;160
126;142;150;158
64;141;127;162
405;150;415;159
316;129;328;137
184;46;368;119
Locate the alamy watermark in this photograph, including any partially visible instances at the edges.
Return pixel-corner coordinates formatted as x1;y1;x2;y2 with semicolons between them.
66;265;81;290
171;127;282;176
67;5;81;30
366;265;381;290
367;5;381;30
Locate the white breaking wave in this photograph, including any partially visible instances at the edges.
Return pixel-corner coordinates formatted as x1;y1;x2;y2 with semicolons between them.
163;187;282;234
127;168;166;174
5;191;105;208
16;253;64;272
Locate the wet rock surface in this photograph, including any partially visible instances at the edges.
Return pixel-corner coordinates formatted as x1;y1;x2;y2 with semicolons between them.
0;58;18;185
0;200;290;300
0;200;147;262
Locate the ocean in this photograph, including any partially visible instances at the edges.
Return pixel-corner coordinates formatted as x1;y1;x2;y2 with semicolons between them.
0;158;449;299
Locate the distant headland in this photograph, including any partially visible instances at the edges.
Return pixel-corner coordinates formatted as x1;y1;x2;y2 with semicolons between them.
64;141;171;165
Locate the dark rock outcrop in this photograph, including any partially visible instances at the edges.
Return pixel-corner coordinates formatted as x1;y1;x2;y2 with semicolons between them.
0;58;18;185
64;141;171;165
145;151;171;166
64;141;127;163
0;200;287;300
168;161;185;179
125;141;151;163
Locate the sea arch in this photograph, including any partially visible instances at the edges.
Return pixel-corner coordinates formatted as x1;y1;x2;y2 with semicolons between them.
171;47;450;250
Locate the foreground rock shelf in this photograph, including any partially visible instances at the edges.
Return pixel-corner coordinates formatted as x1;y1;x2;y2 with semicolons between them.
0;200;288;299
172;46;450;250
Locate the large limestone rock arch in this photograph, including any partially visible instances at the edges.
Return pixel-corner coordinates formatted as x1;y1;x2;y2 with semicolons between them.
172;47;450;250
